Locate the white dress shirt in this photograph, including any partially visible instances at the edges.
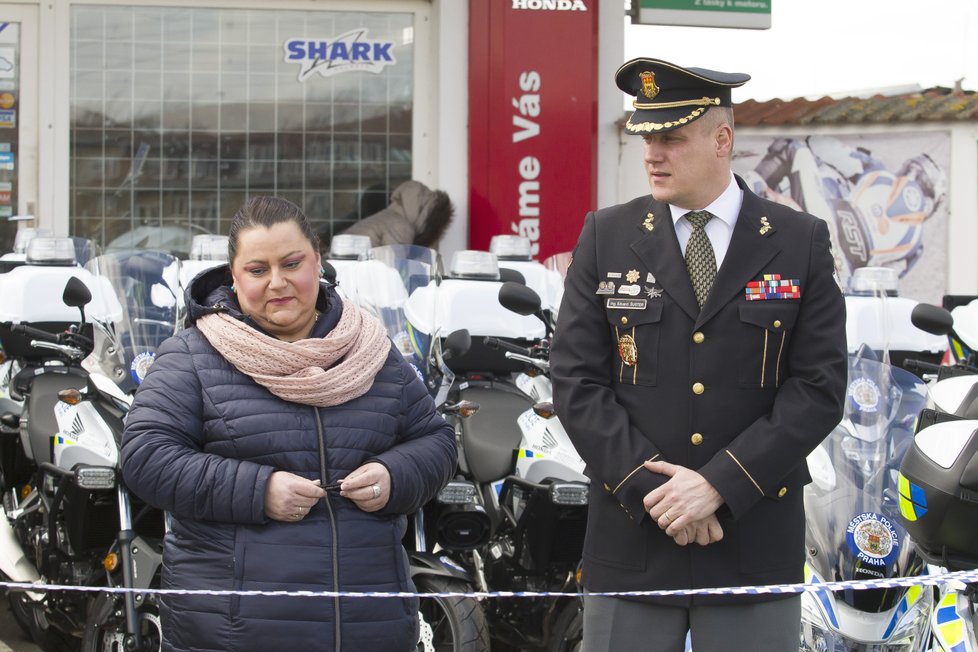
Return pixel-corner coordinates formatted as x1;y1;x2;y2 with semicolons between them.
670;173;743;270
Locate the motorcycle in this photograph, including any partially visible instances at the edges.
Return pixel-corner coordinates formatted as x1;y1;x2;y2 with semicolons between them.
404;250;586;652
897;301;978;652
344;244;491;652
0;250;178;651
801;350;933;651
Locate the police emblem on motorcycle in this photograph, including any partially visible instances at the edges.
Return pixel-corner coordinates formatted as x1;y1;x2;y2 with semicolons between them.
639;71;659;99
618;334;638;367
846;512;900;568
847;377;880;413
130;351;156;385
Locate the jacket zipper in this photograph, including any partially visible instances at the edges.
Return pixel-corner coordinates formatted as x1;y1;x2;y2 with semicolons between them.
315;408;341;651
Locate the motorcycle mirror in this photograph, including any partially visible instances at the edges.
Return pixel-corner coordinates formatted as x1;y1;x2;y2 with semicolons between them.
499;267;526;285
63;276;92;324
498;281;541;317
321;261;337;285
443;329;471;359
63;276;92;308
911;303;954;336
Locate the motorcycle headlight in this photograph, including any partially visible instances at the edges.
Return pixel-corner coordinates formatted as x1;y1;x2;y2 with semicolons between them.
73;464;117;490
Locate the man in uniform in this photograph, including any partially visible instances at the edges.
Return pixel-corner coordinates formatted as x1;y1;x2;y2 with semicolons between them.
550;58;847;651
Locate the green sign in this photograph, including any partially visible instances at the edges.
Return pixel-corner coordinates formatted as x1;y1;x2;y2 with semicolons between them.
634;0;772;29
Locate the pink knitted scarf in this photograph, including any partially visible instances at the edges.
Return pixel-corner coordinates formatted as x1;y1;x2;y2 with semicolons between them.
196;299;390;407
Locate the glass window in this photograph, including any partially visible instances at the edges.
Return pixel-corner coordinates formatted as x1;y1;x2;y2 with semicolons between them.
70;5;414;257
0;22;22;251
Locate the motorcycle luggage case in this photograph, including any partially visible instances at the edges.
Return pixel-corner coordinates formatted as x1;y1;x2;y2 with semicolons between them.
898;419;978;569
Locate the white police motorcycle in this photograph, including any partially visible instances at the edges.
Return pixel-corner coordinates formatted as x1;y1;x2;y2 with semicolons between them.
0;250;177;652
343;243;491;652
399;248;586;652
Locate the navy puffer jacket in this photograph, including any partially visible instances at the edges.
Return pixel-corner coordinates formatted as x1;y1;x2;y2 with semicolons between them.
121;266;457;652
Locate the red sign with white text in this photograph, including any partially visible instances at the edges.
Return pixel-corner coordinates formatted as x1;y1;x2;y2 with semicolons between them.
468;0;598;260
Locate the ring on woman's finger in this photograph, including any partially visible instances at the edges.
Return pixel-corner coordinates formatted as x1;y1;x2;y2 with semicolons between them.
371;485;381;499
663;511;673;523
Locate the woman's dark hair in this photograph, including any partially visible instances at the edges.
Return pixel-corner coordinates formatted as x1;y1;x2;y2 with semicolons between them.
228;196;320;263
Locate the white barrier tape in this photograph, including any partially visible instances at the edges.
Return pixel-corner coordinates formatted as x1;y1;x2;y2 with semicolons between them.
1;568;977;599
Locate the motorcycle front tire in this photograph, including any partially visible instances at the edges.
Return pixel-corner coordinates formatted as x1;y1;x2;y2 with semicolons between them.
414;574;489;652
81;591;161;652
3;584;35;639
548;598;583;652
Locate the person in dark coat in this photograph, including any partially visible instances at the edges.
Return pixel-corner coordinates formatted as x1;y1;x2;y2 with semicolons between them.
121;196;457;652
549;58;847;651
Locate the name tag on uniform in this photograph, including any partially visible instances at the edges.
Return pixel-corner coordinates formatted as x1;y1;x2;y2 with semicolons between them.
606;298;647;310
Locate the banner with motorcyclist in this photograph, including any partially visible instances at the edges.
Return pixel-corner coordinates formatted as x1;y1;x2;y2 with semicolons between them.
731;133;950;303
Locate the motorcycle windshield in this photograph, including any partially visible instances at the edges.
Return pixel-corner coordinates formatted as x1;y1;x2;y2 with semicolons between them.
350;245;451;401
84;251;181;395
804;352;928;612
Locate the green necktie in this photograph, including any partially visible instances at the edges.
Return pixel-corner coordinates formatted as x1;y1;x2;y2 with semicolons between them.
684;210;717;309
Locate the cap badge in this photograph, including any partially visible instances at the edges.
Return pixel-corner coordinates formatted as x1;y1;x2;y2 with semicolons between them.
639;71;660;100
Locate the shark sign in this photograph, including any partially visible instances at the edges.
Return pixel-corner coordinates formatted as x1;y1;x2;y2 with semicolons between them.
283;28;397;82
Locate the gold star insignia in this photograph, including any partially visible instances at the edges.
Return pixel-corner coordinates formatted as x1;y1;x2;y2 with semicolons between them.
626;269;640;283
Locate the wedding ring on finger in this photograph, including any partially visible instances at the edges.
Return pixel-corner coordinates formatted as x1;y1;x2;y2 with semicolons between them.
371;485;381;499
663;511;673;523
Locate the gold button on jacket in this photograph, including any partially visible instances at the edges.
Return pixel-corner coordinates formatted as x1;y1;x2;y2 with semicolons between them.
692;382;705;395
691;433;704;445
692;331;705;344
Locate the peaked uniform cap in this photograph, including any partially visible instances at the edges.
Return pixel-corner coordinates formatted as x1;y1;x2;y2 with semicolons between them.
616;57;750;134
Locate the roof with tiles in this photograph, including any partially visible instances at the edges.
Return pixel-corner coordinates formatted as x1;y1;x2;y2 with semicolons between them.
731;86;978;126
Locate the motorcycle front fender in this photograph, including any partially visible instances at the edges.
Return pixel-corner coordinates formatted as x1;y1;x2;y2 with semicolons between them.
409;550;475;586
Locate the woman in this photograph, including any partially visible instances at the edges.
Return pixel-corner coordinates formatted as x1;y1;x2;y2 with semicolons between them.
121;196;457;651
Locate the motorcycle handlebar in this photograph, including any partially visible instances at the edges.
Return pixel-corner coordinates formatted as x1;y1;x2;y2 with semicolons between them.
483;336;533;358
8;322;61;343
903;359;943;375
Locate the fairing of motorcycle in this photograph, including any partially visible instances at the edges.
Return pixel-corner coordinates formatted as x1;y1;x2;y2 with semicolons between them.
802;352;932;651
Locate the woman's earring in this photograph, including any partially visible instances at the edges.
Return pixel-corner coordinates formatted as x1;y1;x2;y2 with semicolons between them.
320;267;326;277
230;285;236;293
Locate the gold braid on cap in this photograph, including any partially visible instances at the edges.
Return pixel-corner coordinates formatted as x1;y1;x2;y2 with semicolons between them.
632;96;721;110
625;96;722;134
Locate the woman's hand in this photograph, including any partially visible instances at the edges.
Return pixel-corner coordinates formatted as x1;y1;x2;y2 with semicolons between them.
340;462;391;512
265;471;326;522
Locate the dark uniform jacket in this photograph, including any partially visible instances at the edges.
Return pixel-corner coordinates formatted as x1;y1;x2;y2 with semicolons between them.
550;176;847;604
